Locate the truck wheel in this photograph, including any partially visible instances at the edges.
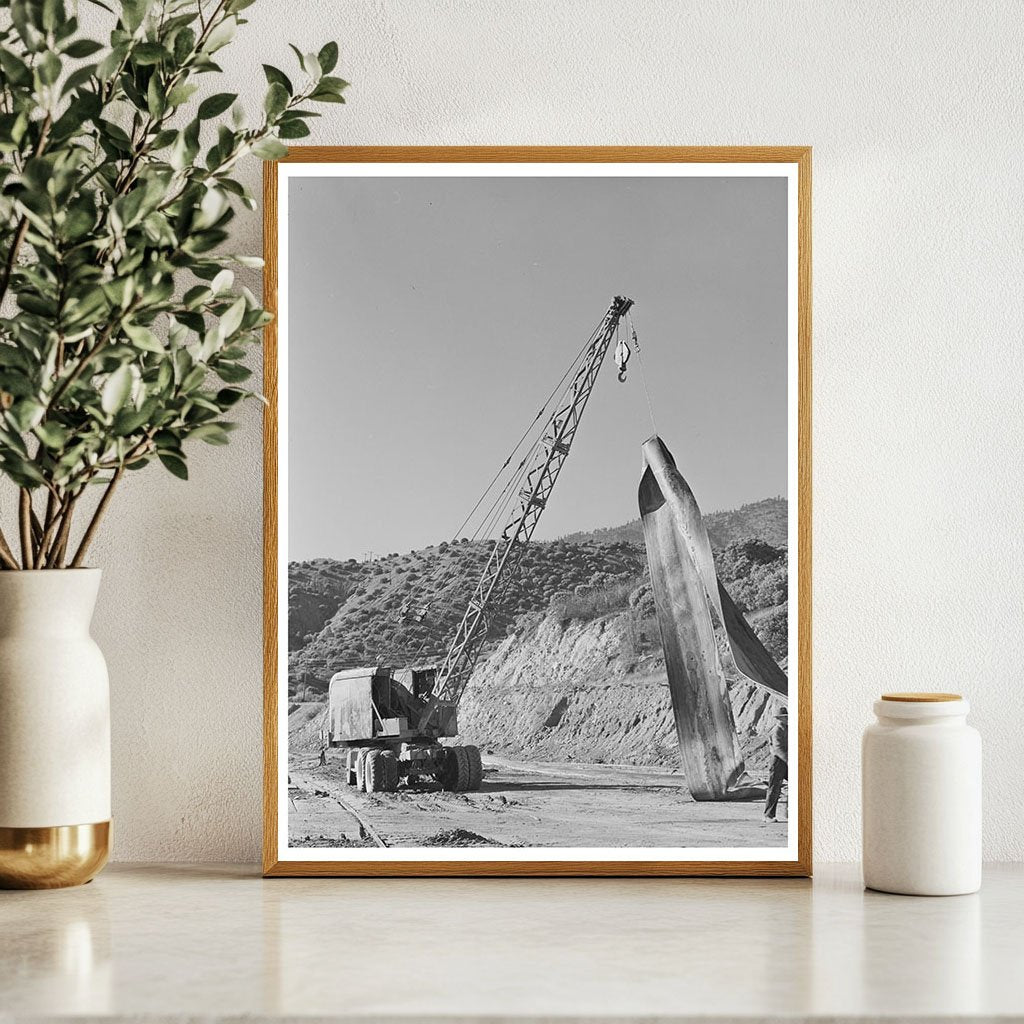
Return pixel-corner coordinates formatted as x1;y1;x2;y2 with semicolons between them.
364;750;384;793
438;747;460;791
380;751;400;792
344;750;357;785
355;748;369;791
463;745;483;791
449;746;472;792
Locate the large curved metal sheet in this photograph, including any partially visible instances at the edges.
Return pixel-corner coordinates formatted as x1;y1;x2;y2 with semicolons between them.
639;436;786;801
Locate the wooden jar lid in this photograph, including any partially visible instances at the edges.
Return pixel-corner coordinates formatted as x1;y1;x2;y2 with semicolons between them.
881;692;962;702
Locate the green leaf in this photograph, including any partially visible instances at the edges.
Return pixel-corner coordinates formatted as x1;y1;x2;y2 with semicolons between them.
1;455;46;487
34;421;69;449
158;452;188;479
182;285;212;310
218;296;246;339
299;50;321;80
203;16;236;53
0;50;33;86
198;91;237;119
123;321;164;353
210;268;234;294
181;364;206;392
215;362;252;383
262;63;292;95
9;399;45;432
189;422;231;445
173;26;196;65
278;120;310;140
251;137;287;160
149;128;177;150
101;364;133;414
63;38;104;58
121;0;154;33
216;388;247;408
317;41;339;75
264;81;288;117
310;88;346;104
132;42;168;66
166;82;199;107
112;404;151;436
61;62;97;96
41;0;67;33
10;1;44;51
96;43;128;81
318;76;349;93
38;51;62;86
55;9;78;39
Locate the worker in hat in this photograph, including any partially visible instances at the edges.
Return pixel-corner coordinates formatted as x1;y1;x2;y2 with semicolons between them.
764;705;788;823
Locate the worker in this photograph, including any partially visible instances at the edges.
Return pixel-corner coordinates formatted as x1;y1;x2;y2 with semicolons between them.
764;705;788;823
319;746;327;768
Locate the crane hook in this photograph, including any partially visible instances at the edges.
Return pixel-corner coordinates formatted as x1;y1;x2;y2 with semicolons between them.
614;337;630;383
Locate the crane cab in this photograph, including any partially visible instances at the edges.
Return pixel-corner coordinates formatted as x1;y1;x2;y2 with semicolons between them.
327;665;459;744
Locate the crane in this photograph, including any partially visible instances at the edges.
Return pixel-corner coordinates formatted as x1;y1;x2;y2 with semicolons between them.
419;295;634;728
326;296;636;794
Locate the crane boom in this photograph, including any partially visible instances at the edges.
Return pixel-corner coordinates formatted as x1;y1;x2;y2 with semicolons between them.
418;296;634;729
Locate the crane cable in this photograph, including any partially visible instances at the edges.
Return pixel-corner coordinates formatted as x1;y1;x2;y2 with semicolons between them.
373;313;606;668
627;310;658;435
447;316;604;544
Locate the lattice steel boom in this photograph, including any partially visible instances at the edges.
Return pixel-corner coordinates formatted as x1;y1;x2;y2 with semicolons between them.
418;296;634;730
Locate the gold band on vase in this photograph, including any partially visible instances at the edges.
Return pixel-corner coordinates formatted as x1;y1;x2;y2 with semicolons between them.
0;821;110;889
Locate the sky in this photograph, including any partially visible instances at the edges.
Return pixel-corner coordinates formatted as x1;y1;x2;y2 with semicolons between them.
286;173;788;562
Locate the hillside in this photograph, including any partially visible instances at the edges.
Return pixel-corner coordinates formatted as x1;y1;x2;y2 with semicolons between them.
457;605;783;772
558;496;788;550
287;497;788;697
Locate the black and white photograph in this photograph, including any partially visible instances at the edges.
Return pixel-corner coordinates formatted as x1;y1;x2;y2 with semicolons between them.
267;152;810;872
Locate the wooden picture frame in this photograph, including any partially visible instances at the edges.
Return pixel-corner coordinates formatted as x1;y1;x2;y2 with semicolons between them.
263;147;812;877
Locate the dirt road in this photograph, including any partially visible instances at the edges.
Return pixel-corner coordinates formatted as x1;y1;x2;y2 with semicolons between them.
288;754;787;849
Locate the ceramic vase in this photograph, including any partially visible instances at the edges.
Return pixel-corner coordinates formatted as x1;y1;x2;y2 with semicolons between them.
862;692;981;896
0;569;110;888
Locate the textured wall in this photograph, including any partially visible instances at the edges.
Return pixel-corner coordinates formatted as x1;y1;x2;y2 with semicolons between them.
81;2;1024;862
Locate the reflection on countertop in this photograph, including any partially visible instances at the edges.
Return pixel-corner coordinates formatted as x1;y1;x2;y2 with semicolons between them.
1;863;1020;1020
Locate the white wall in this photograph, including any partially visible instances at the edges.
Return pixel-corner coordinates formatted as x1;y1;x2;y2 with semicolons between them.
85;1;1024;863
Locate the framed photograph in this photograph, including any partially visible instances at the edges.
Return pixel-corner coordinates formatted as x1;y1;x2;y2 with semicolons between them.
263;147;811;876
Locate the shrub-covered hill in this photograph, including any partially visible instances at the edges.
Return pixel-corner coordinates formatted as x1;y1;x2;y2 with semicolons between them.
288;499;788;698
289;539;644;694
559;496;788;551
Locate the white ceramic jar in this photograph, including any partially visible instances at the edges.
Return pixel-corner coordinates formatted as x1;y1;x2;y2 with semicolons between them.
862;693;981;896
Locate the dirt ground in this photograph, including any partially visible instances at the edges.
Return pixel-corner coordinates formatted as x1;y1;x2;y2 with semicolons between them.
288;753;788;850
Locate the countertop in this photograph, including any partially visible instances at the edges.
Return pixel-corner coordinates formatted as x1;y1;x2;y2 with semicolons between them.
2;863;1022;1022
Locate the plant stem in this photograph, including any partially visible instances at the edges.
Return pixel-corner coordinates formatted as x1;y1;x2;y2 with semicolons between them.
70;466;124;568
45;492;79;569
29;506;43;546
18;489;34;569
35;488;65;566
0;527;19;570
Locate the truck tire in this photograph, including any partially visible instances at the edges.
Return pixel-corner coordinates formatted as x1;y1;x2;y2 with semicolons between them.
438;746;461;791
344;750;357;785
463;745;483;791
380;750;400;792
355;748;369;791
364;750;386;793
451;746;472;792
